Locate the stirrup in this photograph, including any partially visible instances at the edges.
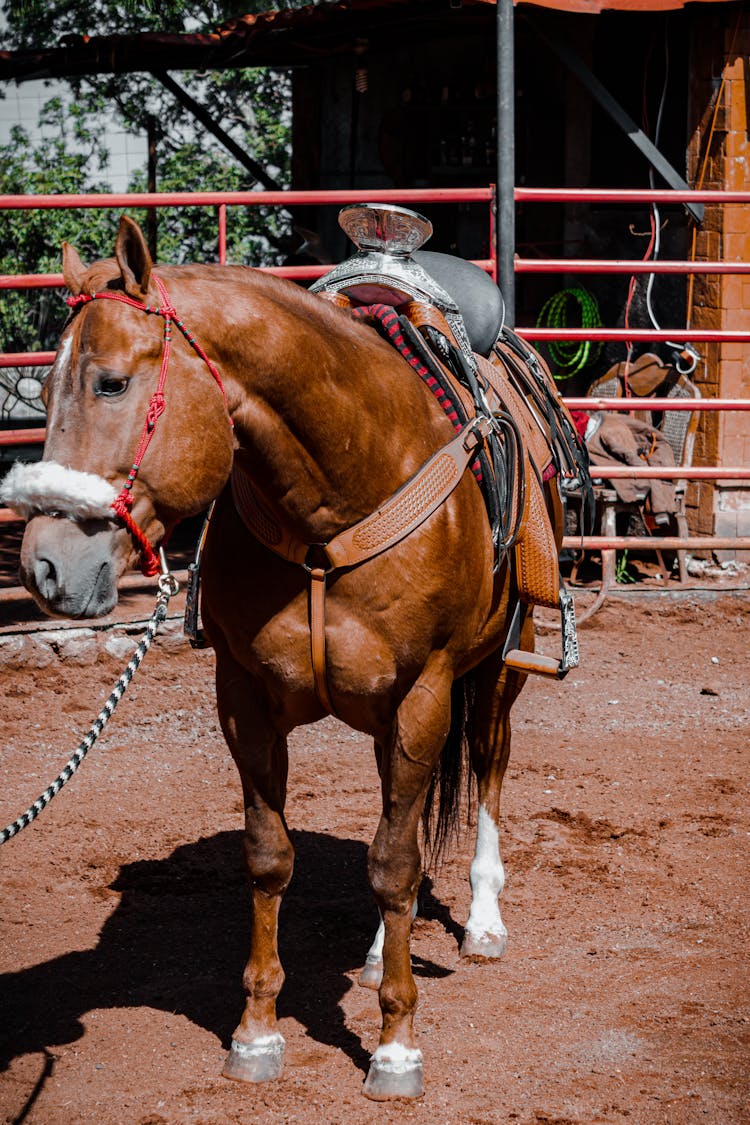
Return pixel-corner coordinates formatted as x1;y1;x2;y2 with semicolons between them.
502;585;579;680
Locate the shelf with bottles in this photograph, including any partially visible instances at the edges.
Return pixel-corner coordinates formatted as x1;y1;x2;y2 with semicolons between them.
425;112;495;178
422;83;497;177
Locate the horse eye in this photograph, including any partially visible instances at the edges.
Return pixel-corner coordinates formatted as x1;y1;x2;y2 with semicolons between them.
95;376;129;398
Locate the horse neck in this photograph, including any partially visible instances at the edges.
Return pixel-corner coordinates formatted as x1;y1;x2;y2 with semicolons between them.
165;267;449;540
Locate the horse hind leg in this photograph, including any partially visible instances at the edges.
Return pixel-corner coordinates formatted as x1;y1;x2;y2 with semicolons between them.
461;637;531;962
215;658;293;1084
462;802;508;961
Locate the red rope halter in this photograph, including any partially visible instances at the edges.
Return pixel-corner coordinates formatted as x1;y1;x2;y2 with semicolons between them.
67;276;232;576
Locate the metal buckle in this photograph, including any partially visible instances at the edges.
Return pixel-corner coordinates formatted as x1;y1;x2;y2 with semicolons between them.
463;415;493;452
303;544;334;576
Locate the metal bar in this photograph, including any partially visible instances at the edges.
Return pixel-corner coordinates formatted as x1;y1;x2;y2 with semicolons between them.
588;467;749;480
146;115;158;261
565;398;750;411
563;536;750;551
4;257;737;289
260;264;330;279
0;352;55;368
0;260;495;291
3;338;749;371
0;569;191;602
516;259;750;275
218;204;227;265
523;328;750;343
0;427;46;445
0;273;64;289
153;71;282;192
0;187;495;210
496;0;515;325
0;187;746;211
516;187;750;204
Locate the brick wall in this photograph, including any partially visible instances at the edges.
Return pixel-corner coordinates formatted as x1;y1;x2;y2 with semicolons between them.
687;3;749;558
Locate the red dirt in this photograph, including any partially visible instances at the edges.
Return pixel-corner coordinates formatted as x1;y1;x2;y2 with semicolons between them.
1;591;748;1124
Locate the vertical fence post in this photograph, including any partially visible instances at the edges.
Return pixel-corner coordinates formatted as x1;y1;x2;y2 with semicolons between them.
146;117;158;262
489;186;498;284
496;0;516;325
218;204;227;265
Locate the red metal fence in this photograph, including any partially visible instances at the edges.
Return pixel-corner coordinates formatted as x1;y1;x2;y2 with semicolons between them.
1;186;748;559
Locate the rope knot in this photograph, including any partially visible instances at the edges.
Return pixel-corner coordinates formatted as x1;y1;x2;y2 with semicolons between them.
112;491;133;516
146;392;166;430
66;293;94;308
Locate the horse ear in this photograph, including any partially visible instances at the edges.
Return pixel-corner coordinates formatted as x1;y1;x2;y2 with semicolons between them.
115;215;153;300
62;242;87;296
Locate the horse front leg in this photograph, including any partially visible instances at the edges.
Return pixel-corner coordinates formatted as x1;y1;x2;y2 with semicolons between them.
359;738;416;992
363;663;453;1100
215;656;294;1084
461;629;531;961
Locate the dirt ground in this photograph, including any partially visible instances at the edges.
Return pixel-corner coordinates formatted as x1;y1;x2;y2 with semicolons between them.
0;580;748;1124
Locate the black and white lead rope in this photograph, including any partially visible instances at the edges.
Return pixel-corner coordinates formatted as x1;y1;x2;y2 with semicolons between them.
0;570;179;845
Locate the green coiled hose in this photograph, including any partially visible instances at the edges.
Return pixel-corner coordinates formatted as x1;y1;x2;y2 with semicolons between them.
536;286;603;381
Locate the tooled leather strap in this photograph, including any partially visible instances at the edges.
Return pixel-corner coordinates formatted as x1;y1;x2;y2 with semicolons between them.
231;417;490;715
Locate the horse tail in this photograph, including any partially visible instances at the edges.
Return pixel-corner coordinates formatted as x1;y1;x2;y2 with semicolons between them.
422;672;476;868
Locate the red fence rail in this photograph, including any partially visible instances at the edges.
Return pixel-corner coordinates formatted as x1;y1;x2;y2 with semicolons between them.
1;186;747;565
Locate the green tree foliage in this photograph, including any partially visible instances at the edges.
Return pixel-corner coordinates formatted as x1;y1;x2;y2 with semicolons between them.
0;98;120;352
0;0;298;357
2;1;277;48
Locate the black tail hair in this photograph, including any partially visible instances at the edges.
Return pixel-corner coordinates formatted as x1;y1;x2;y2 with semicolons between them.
422;673;475;868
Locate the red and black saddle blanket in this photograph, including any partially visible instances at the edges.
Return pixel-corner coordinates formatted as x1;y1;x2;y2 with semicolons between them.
346;298;580;609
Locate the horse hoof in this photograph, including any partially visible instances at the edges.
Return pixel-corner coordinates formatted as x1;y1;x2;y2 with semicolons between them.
460;929;507;961
222;1035;285;1083
363;1046;424;1101
358;955;383;990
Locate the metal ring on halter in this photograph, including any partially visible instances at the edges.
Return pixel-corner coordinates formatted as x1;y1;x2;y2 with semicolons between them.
157;548;180;597
158;572;180;598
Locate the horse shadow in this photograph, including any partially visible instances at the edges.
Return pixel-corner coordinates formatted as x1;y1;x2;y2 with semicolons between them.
0;828;462;1082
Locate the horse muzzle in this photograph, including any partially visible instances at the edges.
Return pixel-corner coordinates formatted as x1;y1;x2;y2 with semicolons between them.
20;514;120;619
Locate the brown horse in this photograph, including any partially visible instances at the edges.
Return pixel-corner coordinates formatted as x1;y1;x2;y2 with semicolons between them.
11;216;563;1100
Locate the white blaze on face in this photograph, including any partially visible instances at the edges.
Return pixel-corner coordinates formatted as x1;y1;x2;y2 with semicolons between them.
43;333;73;431
0;460;117;521
50;332;73;380
465;803;507;939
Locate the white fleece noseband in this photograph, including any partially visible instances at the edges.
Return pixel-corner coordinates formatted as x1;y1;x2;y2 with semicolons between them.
0;460;118;521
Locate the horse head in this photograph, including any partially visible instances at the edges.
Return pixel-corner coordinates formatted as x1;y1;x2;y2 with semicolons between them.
10;216;234;618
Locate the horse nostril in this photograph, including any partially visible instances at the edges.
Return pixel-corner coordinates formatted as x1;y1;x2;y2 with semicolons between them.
34;556;59;601
88;559;115;615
